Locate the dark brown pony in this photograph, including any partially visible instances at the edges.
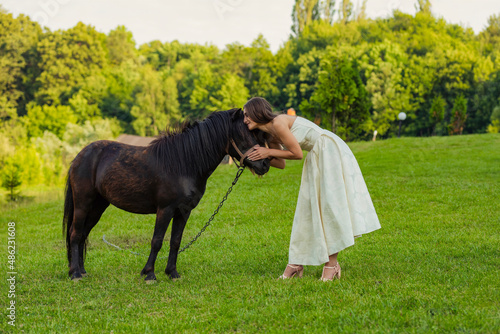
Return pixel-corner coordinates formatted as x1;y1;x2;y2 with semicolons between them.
63;108;270;281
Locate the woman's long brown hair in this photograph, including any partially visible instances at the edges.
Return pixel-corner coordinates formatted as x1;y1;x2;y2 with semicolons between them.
244;97;282;146
243;97;278;124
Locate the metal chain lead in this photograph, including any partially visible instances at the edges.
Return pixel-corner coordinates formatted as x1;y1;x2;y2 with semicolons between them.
177;165;245;254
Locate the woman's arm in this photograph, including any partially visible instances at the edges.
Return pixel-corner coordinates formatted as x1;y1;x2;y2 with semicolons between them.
268;141;286;169
247;116;303;167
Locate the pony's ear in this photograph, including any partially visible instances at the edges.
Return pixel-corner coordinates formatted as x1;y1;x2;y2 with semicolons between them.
231;108;243;121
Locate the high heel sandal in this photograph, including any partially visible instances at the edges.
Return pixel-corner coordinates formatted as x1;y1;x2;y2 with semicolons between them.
320;263;341;282
278;264;304;279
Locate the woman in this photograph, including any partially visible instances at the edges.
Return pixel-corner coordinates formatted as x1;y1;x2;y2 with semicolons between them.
243;97;381;281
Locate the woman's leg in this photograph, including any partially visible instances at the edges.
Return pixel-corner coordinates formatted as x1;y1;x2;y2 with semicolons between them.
325;253;338;267
321;253;341;281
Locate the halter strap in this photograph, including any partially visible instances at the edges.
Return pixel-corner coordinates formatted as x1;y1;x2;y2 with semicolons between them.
229;139;256;168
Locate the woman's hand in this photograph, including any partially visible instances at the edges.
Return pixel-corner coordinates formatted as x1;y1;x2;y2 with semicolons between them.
247;145;271;161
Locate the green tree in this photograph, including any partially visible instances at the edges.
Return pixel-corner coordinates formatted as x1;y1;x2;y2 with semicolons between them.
32;131;64;185
270;41;294;108
209;73;249;111
302;53;370;141
0;8;42;115
107;25;137;65
34;22;108;106
356;0;367;21
433;47;476;95
0;130;15;163
217;36;281;104
247;35;280;99
9;144;43;185
0;96;18;126
279;19;364;111
486;105;500;133
480;14;500;55
219;42;255;78
339;0;353;25
131;66;181;136
429;95;446;136
188;64;218;119
139;40;174;71
285;48;325;111
449;94;468;135
402;54;437;136
170;44;220;118
291;0;320;36
361;41;412;136
69;93;101;123
416;0;432;14
468;71;500;134
1;159;23;201
291;0;336;34
68;73;109;123
100;61;140;128
321;0;336;24
23;104;76;139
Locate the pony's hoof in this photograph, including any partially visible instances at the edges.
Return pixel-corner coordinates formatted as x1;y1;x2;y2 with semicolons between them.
169;274;181;281
144;273;157;282
166;270;180;280
70;272;83;281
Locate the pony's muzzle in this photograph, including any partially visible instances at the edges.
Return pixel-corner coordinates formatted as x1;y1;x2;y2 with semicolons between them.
248;157;270;176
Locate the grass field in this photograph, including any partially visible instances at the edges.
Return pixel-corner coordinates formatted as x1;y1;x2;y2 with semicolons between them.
1;134;499;333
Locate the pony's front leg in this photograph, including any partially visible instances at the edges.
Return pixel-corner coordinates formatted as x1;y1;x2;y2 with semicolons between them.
165;209;191;279
141;207;175;282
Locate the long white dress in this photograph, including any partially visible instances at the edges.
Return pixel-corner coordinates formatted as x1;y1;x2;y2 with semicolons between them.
288;117;381;265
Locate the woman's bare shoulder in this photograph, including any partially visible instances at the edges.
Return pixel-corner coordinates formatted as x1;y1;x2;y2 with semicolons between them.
273;114;296;129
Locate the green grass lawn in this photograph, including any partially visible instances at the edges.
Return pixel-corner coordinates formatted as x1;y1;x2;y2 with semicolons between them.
1;134;499;333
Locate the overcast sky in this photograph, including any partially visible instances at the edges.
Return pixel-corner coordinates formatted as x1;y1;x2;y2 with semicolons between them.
2;0;500;52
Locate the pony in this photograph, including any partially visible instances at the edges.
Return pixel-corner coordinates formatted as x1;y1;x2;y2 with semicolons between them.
63;108;270;281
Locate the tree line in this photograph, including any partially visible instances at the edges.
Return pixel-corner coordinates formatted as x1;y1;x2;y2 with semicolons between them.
1;0;500;191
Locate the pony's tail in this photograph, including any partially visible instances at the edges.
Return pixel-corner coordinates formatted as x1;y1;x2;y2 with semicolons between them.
63;172;73;266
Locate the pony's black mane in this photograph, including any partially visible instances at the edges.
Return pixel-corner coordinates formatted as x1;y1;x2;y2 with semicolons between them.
147;109;239;176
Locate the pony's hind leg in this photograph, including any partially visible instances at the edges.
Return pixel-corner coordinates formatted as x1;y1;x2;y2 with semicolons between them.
141;206;175;282
78;196;110;277
69;206;89;280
